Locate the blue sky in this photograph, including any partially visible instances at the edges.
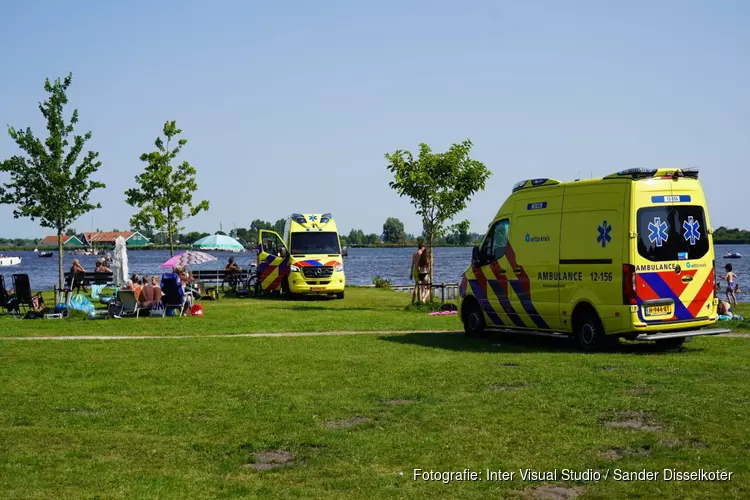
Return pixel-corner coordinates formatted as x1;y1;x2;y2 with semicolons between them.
1;0;748;239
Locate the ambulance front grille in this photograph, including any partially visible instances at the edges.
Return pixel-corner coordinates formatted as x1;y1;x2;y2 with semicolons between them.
302;266;333;279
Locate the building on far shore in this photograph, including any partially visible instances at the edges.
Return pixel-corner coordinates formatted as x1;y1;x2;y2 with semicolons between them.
81;231;150;248
39;235;85;248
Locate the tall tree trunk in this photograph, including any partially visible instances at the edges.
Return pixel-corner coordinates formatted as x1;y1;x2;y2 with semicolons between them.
57;229;64;293
429;231;434;302
167;207;174;257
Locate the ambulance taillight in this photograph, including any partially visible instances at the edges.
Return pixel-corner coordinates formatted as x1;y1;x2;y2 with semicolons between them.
623;264;637;305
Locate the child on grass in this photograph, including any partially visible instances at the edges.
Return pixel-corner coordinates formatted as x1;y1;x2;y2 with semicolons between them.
723;264;739;306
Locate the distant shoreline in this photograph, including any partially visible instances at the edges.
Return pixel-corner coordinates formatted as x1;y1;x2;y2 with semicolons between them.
1;242;746;252
0;244;477;252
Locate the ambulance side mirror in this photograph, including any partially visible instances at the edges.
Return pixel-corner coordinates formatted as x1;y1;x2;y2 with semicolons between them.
471;246;481;266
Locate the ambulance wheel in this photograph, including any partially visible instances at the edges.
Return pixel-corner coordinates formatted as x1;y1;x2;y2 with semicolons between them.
574;308;608;352
462;299;487;337
281;277;290;294
336;291;345;299
657;337;685;349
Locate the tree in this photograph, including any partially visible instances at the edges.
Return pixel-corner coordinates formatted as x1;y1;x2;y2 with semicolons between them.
382;217;406;244
445;220;472;245
216;230;227;236
347;229;366;246
385;139;491;296
125;121;209;256
0;73;105;290
273;218;286;235
65;228;77;237
183;231;206;244
365;233;380;245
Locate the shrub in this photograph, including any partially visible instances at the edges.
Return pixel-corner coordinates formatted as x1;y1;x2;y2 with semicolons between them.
372;275;392;290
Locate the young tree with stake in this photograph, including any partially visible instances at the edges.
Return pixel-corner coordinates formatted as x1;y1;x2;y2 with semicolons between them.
0;74;105;291
125;121;209;257
385;139;491;298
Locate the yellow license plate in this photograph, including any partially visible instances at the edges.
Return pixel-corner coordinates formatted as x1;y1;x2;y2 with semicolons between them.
310;287;325;292
645;305;672;316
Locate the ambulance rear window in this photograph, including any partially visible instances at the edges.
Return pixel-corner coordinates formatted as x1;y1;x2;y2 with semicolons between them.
637;206;708;262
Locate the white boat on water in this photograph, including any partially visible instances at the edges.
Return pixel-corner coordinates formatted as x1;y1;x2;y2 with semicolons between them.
0;256;22;267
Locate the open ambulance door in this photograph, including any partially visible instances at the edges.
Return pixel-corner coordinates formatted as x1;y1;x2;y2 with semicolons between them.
257;229;290;293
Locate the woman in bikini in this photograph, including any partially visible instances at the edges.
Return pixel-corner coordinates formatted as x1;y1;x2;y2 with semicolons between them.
418;249;432;303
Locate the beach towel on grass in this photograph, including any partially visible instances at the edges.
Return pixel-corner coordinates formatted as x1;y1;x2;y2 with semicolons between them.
70;294;96;315
718;314;744;321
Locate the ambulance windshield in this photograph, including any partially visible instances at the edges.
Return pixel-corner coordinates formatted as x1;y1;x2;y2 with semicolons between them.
290;232;341;255
637;206;709;262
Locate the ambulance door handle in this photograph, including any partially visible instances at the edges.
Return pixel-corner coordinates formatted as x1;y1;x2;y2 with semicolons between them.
497;268;506;274
513;268;522;273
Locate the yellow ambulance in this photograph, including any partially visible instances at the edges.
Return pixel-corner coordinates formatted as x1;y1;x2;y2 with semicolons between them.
458;168;729;350
256;213;346;298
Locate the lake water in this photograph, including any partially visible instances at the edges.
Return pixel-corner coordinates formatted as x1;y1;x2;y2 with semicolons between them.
1;245;746;301
0;247;473;290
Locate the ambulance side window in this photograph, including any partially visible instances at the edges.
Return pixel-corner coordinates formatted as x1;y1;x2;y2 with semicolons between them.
492;219;510;260
480;219;510;263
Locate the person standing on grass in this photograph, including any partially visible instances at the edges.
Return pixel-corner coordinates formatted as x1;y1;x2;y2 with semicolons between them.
723;263;739;306
410;241;425;304
418;248;432;303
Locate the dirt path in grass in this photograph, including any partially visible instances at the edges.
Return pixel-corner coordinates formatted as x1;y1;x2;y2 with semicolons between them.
0;330;465;341
2;331;748;342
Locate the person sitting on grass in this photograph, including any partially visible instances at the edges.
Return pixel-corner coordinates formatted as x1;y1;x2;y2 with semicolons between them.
69;259;88;294
718;300;733;318
151;276;163;304
174;267;194;312
95;259;111;273
126;273;142;301
139;275;154;308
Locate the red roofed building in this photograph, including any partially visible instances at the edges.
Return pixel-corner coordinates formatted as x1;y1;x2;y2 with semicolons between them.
39;235;84;247
81;231;150;247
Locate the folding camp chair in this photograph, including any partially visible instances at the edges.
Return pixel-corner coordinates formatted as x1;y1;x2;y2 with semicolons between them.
160;273;187;317
0;275;15;314
12;274;44;314
116;290;142;318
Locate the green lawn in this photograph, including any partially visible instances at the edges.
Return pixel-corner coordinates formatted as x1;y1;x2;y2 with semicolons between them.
4;289;747;338
0;288;462;337
1;333;748;499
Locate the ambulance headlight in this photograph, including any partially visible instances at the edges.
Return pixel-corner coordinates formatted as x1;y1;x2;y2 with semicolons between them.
335;265;344;272
290;265;300;272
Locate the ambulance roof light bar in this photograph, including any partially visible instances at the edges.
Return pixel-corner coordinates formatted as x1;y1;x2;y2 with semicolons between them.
512;178;560;193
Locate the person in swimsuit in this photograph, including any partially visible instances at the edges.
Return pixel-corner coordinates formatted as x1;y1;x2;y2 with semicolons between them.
723;263;738;306
418;249;432;303
410;241;425;304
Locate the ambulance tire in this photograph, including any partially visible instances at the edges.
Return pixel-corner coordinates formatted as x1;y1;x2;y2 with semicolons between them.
574;308;610;352
462;299;487;337
336;291;345;299
281;277;290;295
657;337;685;349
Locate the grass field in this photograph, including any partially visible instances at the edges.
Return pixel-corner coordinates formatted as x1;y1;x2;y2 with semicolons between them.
1;332;749;499
1;290;749;498
0;288;462;337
